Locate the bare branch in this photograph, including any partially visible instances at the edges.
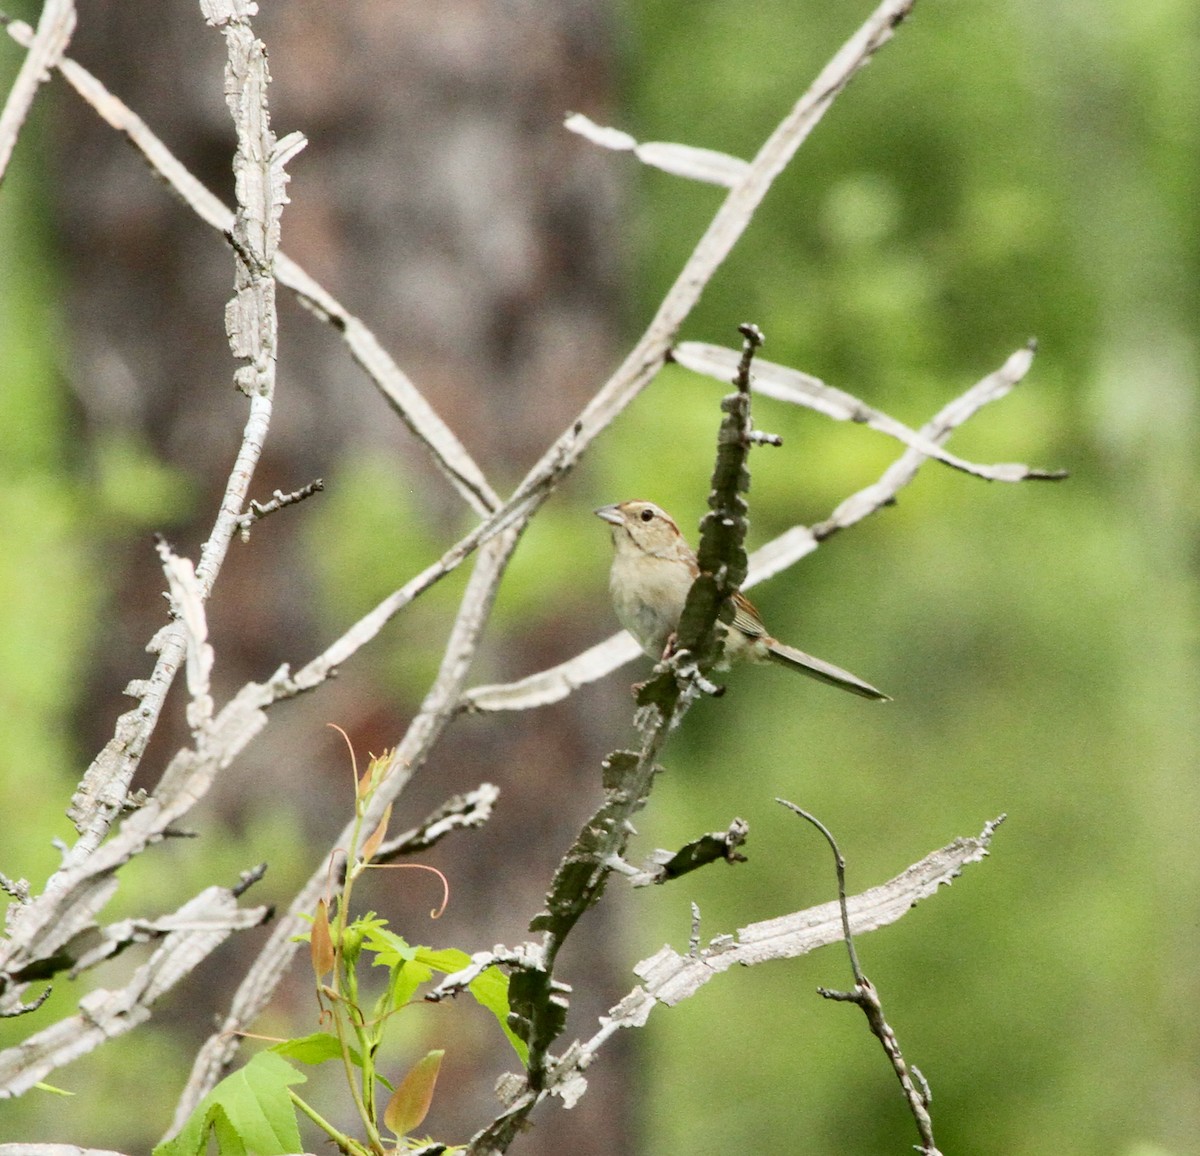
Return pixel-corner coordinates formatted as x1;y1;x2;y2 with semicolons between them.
638;816;1003;1006
235;478;325;541
812;341;1055;539
0;884;270;1096
674;340;1066;482
195;0;292;592
0;669;289;1015
459;632;641;714
0;0;74;184
0;14;499;518
777;800;863;979
58;2;300;850
0;0;297;1027
466;818;1001;1149
564;112;750;188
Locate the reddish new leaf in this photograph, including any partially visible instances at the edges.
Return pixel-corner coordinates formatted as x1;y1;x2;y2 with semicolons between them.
383;1049;444;1138
360;802;393;864
310;899;335;980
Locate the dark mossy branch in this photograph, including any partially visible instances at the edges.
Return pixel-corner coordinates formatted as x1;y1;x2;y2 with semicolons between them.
484;325;774;1127
628;818;750;887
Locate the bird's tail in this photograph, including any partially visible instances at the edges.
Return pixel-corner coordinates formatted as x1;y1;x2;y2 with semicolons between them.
764;641;890;701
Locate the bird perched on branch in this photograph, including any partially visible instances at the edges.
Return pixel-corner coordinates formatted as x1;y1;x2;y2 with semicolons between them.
595;500;888;701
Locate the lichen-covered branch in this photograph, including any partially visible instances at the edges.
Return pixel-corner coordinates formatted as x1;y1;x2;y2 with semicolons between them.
466;328;770;1151
0;0;295;1044
0;883;270;1097
461;818;1000;1151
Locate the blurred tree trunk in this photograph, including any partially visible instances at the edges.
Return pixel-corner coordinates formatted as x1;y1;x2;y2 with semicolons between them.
52;1;631;1150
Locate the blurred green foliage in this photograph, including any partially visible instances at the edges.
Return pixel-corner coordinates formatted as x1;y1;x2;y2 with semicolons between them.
0;69;94;888
612;2;1200;1155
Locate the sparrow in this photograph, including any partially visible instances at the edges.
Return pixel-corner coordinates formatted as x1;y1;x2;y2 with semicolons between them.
595;500;888;701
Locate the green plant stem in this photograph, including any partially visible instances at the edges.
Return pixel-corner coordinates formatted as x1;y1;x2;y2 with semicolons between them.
289;1088;373;1156
327;801;388;1153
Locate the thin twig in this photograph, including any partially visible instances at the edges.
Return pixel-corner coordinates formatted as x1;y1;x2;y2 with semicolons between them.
777;802;1000;1156
0;0;74;185
776;800;862;980
236;478;325;541
673;339;1065;482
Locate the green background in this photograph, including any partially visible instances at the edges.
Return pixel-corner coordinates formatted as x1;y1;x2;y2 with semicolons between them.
2;1;1197;1153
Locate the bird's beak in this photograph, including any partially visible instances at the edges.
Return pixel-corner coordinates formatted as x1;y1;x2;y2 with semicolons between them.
594;504;623;526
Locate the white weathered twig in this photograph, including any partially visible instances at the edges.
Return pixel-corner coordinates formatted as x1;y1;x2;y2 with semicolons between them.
0;668;290;1017
564;112;750;187
196;0;294;590
639;818;1000;1002
0;13;499;519
0;0;295;1019
0;0;74;184
156;540;214;732
673;340;1064;482
0;884;270;1097
58;2;299;850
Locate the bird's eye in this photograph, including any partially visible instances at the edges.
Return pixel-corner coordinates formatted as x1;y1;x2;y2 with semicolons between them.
640;509;654;522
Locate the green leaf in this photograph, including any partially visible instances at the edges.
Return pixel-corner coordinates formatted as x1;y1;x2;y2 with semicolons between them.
271;1033;395;1092
362;925;420;970
383;1049;444;1138
468;966;529;1066
271;1031;356;1067
413;946;471;974
154;1051;306;1156
376;956;426;1017
358;931;526;1063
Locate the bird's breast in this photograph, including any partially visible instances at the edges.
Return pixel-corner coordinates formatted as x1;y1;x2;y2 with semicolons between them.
609;550;694;657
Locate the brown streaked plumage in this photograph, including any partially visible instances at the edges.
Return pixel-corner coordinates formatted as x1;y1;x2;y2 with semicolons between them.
595;500;888;701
